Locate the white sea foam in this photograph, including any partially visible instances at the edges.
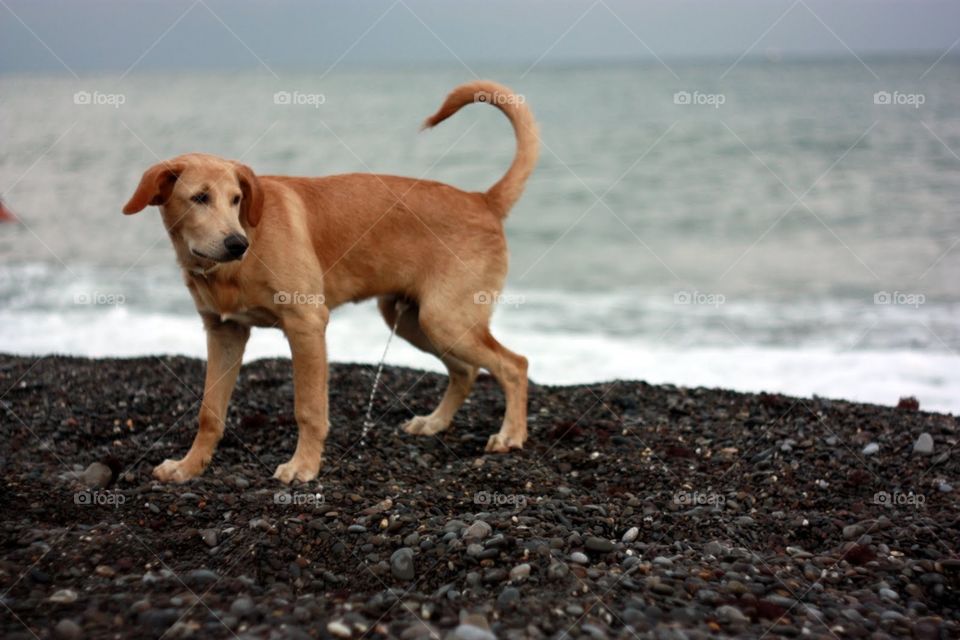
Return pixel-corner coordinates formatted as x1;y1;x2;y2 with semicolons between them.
2;302;956;414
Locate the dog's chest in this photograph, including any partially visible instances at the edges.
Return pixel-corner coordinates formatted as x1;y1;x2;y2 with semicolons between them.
188;275;279;328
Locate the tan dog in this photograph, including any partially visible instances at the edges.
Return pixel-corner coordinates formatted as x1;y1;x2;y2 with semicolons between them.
123;81;538;483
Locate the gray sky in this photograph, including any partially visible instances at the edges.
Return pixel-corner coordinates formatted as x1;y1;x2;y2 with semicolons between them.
1;0;959;74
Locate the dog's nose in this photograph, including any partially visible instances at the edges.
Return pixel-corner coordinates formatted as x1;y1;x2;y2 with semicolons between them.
224;234;249;259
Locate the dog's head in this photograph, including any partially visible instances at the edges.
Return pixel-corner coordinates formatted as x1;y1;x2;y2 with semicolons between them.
123;153;263;266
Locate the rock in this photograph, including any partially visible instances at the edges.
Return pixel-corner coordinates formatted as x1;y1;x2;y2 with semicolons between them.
697;589;721;605
509;563;531;582
580;622;608;639
913;433;934;456
82;462;112;488
704;540;727;557
200;529;218;548
391;547;415;581
482;568;508;584
230;596;255;617
862;443;880;456
49;589;79;604
348;524;367;533
54;619;82;640
462;520;492;541
622;527;639;543
547;561;569;580
648;578;674;596
327;619;352;638
570;551;589;564
716;605;749;624
843;524;864;540
496;586;520;609
585;536;615;552
452;623;496;640
186;569;219;585
94;564;115;578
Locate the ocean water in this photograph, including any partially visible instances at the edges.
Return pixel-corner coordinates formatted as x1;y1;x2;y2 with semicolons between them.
1;60;958;412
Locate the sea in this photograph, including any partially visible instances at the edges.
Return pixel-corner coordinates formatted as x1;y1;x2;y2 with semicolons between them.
1;58;958;412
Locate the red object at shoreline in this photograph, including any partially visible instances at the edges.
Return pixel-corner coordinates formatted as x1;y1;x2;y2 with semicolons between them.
0;200;16;222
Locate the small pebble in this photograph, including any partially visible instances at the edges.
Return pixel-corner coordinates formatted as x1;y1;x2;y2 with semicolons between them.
230;596;254;618
391;547;415;581
913;433;934;456
462;520;492;541
452;624;496;640
49;589;79;604
716;605;749;624
82;462;112;489
509;563;531;582
327;620;352;638
199;529;218;548
584;536;614;552
54;619;81;640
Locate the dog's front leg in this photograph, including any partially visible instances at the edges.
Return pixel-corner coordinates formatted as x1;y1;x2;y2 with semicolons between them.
154;318;250;482
274;308;330;484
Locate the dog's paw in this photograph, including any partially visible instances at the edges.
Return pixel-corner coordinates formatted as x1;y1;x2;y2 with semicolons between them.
273;457;321;484
485;432;525;453
402;415;451;436
153;458;200;483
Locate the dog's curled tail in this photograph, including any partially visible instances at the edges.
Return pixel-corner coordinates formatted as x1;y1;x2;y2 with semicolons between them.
422;80;539;217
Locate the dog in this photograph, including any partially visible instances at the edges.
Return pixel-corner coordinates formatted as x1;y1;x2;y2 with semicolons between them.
122;81;539;484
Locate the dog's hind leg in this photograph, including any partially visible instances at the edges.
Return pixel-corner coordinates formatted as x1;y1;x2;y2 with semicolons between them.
378;295;478;436
416;302;528;453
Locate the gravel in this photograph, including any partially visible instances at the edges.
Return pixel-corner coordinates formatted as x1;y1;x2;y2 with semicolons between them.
0;354;958;639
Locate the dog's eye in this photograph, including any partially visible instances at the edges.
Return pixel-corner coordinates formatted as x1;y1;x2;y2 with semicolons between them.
232;195;241;206
190;193;209;205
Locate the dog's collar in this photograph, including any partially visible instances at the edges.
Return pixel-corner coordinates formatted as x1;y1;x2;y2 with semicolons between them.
189;262;223;278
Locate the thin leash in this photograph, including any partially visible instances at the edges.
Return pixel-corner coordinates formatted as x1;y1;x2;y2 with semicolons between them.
358;298;409;456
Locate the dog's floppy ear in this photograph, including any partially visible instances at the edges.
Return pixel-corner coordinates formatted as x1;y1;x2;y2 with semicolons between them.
235;163;264;227
122;162;182;214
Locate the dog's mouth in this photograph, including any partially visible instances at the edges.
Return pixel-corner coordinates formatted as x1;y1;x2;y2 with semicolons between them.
191;248;242;263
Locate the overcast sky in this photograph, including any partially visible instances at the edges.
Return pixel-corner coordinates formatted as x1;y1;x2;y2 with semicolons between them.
2;0;959;74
